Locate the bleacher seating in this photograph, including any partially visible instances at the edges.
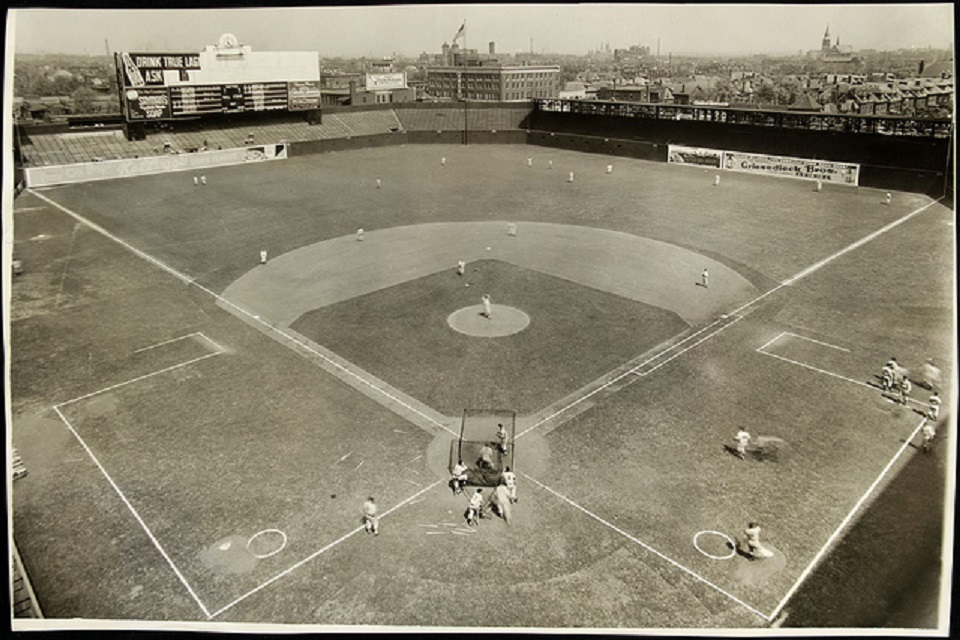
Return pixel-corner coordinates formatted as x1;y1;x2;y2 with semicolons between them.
19;103;534;167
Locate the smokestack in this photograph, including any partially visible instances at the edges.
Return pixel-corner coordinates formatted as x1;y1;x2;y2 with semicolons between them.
489;41;496;55
918;59;925;75
657;37;661;57
530;38;533;54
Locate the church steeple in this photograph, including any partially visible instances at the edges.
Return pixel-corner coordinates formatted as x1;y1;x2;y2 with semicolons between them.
822;25;832;52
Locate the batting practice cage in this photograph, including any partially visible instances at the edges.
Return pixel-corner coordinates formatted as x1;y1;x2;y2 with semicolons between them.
450;409;517;487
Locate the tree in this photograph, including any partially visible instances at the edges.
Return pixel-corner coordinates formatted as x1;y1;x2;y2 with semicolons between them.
71;86;98;114
754;82;776;105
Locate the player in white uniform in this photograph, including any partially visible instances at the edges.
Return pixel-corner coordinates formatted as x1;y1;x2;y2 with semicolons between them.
466;489;484;526
496;423;508;454
356;228;364;242
735;429;751;459
457;260;465;276
743;522;773;559
880;363;895;391
927;391;942;421
362;497;379;535
451;460;469;495
714;174;721;186
701;268;709;288
898;376;912;405
481;294;492;319
260;249;268;265
501;466;517;503
921;421;937;453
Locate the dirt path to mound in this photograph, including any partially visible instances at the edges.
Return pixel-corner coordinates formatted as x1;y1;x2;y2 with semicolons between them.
221;221;758;327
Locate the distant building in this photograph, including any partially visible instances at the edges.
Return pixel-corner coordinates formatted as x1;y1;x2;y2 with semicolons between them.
349;71;415;105
424;41;559;101
426;64;560;101
595;84;672;103
811;26;857;65
558;81;587;100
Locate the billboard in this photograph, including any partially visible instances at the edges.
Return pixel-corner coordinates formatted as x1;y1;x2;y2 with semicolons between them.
119;52;201;86
668;144;860;185
667;145;723;168
723;151;860;185
365;72;407;91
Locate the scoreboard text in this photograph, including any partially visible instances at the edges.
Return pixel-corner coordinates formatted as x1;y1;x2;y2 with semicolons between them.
124;81;319;120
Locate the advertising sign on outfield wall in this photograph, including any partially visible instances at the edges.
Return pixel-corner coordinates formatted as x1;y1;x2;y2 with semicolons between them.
667;145;723;168
723;151;860;185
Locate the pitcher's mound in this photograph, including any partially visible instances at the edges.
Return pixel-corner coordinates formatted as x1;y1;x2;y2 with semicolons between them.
447;305;530;337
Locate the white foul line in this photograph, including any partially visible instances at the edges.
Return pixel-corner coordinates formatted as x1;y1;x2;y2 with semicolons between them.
52;405;212;619
208;479;443;619
28;189;454;437
639;315;744;378
756;348;929;410
767;416;930;621
780;332;850;353
134;332;203;354
31;190;193;285
756;332;787;354
755;351;873;391
728;198;941;318
517;315;742;439
55;352;222;408
520;472;769;621
517;196;939;442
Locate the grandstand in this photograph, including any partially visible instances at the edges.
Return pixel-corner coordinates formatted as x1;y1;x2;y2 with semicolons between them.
16;104;535;167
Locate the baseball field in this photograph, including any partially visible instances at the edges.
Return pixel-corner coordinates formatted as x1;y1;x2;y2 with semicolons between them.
9;143;954;630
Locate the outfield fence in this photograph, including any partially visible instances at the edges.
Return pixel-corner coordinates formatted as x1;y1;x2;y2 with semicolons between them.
25;143;288;187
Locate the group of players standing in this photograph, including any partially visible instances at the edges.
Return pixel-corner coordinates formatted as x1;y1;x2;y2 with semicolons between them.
880;357;943;452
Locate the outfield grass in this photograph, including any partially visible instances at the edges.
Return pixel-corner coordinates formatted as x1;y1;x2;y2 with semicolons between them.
11;143;953;629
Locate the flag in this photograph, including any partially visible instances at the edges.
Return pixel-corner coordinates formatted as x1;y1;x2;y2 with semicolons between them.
453;21;465;42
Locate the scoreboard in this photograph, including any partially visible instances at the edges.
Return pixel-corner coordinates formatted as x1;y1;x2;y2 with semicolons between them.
116;43;321;122
125;81;319;120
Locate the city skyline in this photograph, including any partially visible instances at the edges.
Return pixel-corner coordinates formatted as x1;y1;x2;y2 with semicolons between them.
9;3;955;59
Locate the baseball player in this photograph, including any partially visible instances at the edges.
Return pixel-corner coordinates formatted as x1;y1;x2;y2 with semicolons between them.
466;489;484;526
735;429;751;460
927;391;942;421
362;497;379;535
743;522;773;559
501;466;517;503
898;376;912;406
451;460;469;495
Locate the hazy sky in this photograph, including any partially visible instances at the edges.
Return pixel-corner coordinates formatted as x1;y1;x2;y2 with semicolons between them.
9;3;955;58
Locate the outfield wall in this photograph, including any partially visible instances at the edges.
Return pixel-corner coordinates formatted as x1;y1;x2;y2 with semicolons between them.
25;144;288;187
527;110;950;196
286;129;526;156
